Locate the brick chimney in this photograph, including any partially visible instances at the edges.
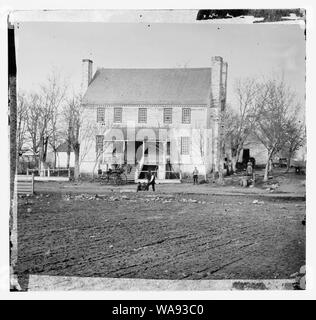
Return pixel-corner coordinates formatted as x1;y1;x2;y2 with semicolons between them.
81;59;93;94
210;56;223;109
210;56;228;174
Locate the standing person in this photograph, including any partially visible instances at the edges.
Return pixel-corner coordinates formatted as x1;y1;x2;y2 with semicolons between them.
227;160;232;176
193;166;199;185
145;170;156;191
246;161;253;177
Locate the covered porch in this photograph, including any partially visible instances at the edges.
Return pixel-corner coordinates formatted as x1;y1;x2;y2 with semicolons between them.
99;138;181;183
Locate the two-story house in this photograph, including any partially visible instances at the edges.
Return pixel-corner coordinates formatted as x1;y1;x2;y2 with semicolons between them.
79;56;227;182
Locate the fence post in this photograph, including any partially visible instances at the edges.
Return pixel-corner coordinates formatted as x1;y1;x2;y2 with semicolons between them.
47;167;50;177
68;168;70;178
26;168;29;176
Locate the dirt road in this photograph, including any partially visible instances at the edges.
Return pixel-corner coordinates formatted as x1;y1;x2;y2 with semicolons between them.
16;190;305;290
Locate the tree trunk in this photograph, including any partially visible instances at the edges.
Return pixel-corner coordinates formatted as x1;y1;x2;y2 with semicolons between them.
66;139;71;169
53;150;57;169
231;156;237;173
263;160;269;182
39;146;44;176
74;145;80;181
217;141;225;184
231;146;242;173
285;152;292;173
43;137;48;163
66;151;70;169
39;137;49;176
263;152;273;182
269;159;273;173
92;159;100;180
218;161;224;184
39;160;47;176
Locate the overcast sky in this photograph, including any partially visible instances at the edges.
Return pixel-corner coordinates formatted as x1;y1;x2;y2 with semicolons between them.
16;21;305;107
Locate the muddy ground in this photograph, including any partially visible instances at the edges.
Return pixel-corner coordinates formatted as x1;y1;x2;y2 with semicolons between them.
15;188;305;290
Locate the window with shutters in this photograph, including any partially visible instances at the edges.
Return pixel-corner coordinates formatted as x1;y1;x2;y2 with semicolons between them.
163;108;172;124
96;135;104;154
182;108;191;124
97;107;105;123
181;137;191;155
138;108;147;123
114;107;122;123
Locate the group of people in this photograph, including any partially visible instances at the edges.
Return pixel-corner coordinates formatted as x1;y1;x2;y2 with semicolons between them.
137;167;200;192
137;161;254;192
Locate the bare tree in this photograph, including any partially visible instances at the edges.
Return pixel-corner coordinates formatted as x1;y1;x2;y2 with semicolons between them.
17;93;28;157
24;93;42;164
65;94;82;180
282;116;306;171
61;99;75;169
24;74;67;175
254;78;297;181
226;78;260;172
39;74;67;174
49;103;64;169
66;113;72;169
198;129;208;180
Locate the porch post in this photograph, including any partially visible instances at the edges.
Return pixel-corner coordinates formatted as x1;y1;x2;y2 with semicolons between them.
158;141;167;180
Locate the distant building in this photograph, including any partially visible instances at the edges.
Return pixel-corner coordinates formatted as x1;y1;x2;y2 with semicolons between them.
238;137;307;168
79;57;228;181
239;136;268;167
54;142;74;168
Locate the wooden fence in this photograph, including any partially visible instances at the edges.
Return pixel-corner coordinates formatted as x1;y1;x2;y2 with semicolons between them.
27;168;71;177
15;174;34;195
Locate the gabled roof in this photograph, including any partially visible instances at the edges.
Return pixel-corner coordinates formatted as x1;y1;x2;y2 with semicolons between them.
82;68;212;106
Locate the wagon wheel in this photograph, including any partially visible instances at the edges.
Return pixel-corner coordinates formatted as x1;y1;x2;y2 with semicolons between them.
119;173;127;185
112;172;126;185
113;173;121;185
109;174;117;185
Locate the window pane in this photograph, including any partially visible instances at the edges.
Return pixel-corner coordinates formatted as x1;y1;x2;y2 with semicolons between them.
97;107;105;122
138;108;147;123
114;107;122;123
164;108;172;124
182;108;191;124
96;135;104;153
181;137;190;155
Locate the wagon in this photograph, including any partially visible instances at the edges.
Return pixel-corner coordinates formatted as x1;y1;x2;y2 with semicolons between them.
98;167;128;185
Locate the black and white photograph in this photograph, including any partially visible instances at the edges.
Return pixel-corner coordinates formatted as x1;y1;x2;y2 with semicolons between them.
2;3;314;300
